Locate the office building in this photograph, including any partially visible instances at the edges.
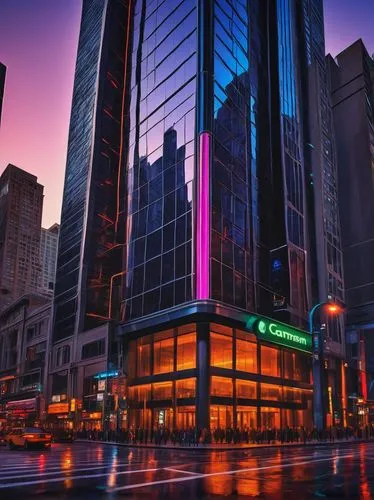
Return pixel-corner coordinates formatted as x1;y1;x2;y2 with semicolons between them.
0;165;43;311
0;63;6;127
39;223;59;296
52;0;345;431
328;40;374;423
299;0;346;428
0;294;51;428
48;0;130;426
118;0;318;432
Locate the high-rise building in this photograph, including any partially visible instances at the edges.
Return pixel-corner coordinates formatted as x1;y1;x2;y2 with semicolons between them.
328;40;374;421
52;0;344;431
0;62;6;127
0;165;43;311
52;0;129;342
299;0;346;428
39;223;59;296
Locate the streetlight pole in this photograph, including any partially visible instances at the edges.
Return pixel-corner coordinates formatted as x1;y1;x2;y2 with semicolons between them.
309;302;325;431
309;301;344;430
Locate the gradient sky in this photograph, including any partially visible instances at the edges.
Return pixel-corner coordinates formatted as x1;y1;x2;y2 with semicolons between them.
0;0;373;227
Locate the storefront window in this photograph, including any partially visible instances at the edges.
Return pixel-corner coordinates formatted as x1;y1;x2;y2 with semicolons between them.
236;379;257;399
176;378;196;398
128;384;151;402
237;406;257;429
176;406;196;428
261;383;282;401
283;350;297;380
260;407;280;429
283;387;303;403
177;333;196;370
210;405;233;429
137;336;151;377
129;409;151;430
211;376;233;397
236;337;257;372
261;346;280;377
152;381;173;400
153;332;174;374
211;333;232;369
128;340;136;378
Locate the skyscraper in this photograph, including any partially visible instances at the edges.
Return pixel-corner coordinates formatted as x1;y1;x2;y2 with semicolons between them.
54;0;343;431
0;63;6;127
328;40;374;417
299;0;346;428
52;0;130;342
39;223;59;296
118;0;317;431
0;165;43;311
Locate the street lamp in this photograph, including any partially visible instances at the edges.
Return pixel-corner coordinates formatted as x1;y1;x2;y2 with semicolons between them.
309;301;344;430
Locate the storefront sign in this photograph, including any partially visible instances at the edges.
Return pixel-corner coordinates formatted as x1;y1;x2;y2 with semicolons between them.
98;379;106;392
94;370;119;380
48;403;69;414
6;398;36;411
70;398;76;412
97;393;104;401
254;317;312;354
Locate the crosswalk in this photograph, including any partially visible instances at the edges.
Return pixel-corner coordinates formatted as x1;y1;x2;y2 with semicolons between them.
0;441;371;495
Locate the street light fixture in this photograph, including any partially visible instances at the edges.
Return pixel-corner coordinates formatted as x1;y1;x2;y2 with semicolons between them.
309;300;344;430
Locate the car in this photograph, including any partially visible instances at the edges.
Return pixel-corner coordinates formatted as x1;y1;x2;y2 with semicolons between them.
6;427;52;450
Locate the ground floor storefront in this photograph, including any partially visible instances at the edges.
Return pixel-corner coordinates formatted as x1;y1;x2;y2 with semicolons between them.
118;302;314;432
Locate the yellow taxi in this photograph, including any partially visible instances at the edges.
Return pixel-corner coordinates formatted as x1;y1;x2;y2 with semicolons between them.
6;427;52;450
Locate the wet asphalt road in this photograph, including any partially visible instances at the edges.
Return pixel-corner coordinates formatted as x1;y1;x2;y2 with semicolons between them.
0;441;373;498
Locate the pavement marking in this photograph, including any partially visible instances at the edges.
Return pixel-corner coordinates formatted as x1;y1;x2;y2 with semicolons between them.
163;468;200;476
0;459;127;471
0;466;162;489
107;453;355;493
0;462;135;480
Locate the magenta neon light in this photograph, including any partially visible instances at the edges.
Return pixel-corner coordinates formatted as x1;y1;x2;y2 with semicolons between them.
196;132;210;299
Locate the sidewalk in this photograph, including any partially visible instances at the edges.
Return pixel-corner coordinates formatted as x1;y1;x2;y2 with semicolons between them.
75;437;373;451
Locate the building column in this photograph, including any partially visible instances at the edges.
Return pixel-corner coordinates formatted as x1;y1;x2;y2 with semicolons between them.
196;322;210;430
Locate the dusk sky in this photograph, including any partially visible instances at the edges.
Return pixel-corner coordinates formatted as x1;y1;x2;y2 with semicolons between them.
0;1;373;227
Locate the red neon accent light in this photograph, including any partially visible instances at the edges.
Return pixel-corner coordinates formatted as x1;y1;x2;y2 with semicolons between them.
361;370;368;401
196;132;210;299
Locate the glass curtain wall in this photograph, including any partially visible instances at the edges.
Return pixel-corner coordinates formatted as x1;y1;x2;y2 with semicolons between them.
211;0;254;310
272;0;309;325
122;0;197;320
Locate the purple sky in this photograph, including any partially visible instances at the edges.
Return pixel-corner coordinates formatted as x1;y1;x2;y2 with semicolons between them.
0;0;373;227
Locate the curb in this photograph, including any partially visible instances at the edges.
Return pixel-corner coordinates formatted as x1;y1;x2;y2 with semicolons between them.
75;438;373;452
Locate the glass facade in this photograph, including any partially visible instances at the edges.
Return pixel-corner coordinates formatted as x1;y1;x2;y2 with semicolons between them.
270;0;309;326
125;321;313;431
122;0;196;320
54;0;128;339
300;0;344;338
211;0;253;310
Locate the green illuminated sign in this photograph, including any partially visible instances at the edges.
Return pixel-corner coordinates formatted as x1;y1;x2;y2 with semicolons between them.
253;317;312;354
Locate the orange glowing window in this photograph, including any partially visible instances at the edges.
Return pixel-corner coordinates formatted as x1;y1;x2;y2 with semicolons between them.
152;381;172;400
236;338;257;373
260;345;280;377
153;333;174;374
128;384;151;402
177;333;196;370
176;378;196;398
136;337;151;377
210;332;233;369
211;376;233;397
260;383;282;401
236;379;257;399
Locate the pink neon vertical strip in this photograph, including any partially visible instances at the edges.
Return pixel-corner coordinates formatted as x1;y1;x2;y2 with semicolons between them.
196;132;210;299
